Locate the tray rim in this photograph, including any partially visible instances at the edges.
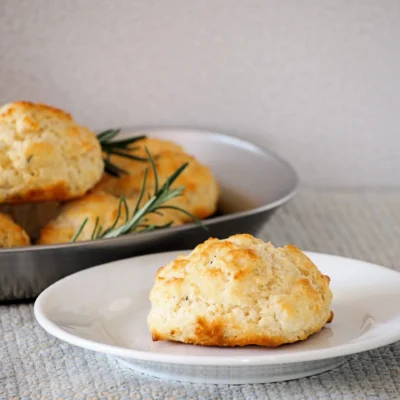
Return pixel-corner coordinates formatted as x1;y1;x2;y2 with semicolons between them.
0;128;299;255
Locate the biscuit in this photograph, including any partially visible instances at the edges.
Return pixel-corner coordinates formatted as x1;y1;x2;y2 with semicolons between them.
0;212;30;248
0;101;104;204
97;150;219;221
37;191;183;245
95;137;185;193
147;234;333;347
134;137;185;158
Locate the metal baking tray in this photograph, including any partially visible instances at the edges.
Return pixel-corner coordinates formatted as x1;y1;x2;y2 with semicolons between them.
0;128;298;302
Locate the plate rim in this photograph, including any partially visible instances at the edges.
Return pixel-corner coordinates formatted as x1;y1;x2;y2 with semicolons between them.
34;250;400;366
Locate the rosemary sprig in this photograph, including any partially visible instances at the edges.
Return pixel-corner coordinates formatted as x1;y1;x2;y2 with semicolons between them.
97;128;149;177
72;147;207;242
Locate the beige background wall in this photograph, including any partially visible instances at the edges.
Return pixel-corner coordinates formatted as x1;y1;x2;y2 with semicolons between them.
0;0;399;187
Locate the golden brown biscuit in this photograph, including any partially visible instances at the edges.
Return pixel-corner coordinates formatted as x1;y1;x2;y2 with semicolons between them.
147;234;333;347
134;137;185;158
37;191;183;245
95;137;185;192
0;212;30;248
98;150;219;221
0;101;104;204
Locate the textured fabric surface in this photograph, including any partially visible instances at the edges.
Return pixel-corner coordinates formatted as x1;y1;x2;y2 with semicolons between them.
1;188;399;399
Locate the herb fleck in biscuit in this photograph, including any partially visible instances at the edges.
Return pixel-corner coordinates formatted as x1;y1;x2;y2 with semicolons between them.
147;234;334;347
0;101;104;204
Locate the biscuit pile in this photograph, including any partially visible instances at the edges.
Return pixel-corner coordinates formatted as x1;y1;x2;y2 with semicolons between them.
148;234;334;347
0;101;219;248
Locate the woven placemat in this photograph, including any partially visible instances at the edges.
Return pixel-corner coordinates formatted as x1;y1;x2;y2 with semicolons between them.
1;188;399;399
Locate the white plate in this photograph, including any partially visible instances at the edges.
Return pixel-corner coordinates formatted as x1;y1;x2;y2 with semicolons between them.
34;250;400;384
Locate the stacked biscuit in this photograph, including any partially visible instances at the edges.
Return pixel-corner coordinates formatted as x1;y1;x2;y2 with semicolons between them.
0;101;219;248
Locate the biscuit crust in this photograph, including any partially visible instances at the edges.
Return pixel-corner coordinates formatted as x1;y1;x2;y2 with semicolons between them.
0;212;30;248
147;234;333;347
0;101;104;204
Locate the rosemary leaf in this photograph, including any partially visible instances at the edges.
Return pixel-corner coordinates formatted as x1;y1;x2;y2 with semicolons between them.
133;168;148;215
97;129;120;142
158;187;185;203
101;136;146;147
104;160;128;177
91;217;100;240
145;147;159;194
162;162;188;189
102;196;156;238
72;218;89;242
102;149;148;162
96;225;103;238
156;205;206;229
96;128;148;177
138;221;174;232
101;196;128;237
71;147;207;242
